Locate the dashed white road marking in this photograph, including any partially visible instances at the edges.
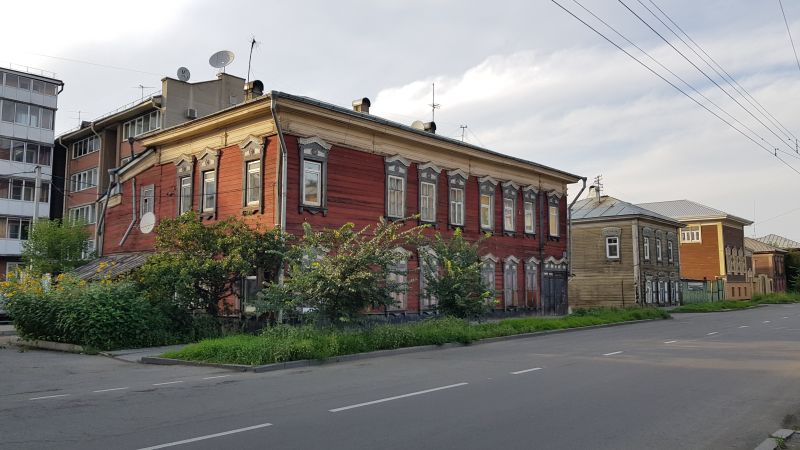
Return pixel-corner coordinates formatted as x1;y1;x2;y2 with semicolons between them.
329;382;469;412
137;423;273;450
92;387;129;393
663;340;677;344
739;325;749;328
602;351;623;356
152;381;184;386
706;332;718;336
763;321;771;324
511;367;542;375
782;317;789;319
202;375;232;380
29;394;69;401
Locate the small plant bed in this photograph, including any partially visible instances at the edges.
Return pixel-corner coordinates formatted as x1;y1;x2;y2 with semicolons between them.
162;308;670;366
672;293;800;313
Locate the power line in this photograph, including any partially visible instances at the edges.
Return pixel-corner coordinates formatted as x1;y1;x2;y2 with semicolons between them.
550;0;800;176
619;0;800;160
778;0;800;74
647;0;799;143
30;53;162;76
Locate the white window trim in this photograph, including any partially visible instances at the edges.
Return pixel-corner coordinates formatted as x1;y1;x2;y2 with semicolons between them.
69;204;96;224
449;187;465;226
548;205;559;237
643;236;651;261
606;236;620;259
140;184;155;217
419;181;436;222
524;201;535;234
656;238;663;262
503;197;515;232
387;174;405;218
302;160;322;207
71;167;98;192
667;241;674;263
245;160;261;206
179;176;192;214
201;170;216;212
681;225;702;243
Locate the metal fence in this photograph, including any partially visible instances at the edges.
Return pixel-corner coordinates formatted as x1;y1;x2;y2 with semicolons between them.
680;280;725;304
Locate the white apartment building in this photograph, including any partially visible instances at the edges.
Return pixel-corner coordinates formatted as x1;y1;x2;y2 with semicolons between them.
0;66;63;276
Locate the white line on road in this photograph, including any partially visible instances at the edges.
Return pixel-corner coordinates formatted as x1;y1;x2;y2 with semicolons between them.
92;387;129;393
329;383;469;412
29;394;69;401
511;367;542;375
152;381;184;386
137;423;273;450
663;340;677;344
202;375;232;380
706;332;718;336
739;325;749;328
763;321;771;324
783;317;789;319
602;351;623;356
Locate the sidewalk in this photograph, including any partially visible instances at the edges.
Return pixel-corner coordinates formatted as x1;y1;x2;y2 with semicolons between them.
102;344;188;363
0;324;16;337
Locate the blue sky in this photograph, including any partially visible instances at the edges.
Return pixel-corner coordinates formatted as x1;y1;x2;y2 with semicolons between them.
3;0;799;240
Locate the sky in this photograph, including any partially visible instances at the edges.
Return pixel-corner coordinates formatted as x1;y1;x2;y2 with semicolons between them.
2;0;799;240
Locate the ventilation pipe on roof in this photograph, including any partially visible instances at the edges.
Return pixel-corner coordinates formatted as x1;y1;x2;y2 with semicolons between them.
423;121;436;133
244;80;264;101
352;97;370;113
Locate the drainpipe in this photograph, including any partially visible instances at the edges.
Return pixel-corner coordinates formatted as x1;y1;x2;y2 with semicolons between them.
566;177;588;312
95;168;118;256
119;178;136;246
271;93;289;323
88;122;104;251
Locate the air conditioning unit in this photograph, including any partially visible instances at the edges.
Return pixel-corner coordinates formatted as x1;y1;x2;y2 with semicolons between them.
185;108;197;119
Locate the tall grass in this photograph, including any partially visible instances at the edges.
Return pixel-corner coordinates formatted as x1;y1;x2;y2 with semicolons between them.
672;292;800;313
163;308;669;366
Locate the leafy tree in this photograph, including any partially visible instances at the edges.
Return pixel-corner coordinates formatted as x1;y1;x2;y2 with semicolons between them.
21;219;91;275
786;250;800;292
420;228;493;318
136;212;290;316
259;219;423;324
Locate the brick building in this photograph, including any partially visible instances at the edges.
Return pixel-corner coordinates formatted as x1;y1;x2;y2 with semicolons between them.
744;237;787;293
91;90;582;315
637;200;753;300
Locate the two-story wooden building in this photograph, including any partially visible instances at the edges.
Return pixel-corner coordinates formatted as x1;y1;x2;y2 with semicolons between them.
744;237;787;294
637;200;753;300
569;190;683;308
91;90;582;315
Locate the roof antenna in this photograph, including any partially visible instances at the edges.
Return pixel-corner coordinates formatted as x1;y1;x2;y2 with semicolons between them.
133;84;155;101
459;125;468;142
246;36;259;84
428;83;440;122
593;174;604;196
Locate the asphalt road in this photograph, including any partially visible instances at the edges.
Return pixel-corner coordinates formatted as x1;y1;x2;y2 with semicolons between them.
2;305;800;450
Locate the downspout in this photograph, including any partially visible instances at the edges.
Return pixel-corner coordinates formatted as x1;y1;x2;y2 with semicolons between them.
119;178;136;246
566;177;588;313
271;93;289;323
95;168;117;256
89;122;103;251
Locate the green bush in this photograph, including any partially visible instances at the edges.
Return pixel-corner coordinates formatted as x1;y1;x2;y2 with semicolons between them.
3;275;210;350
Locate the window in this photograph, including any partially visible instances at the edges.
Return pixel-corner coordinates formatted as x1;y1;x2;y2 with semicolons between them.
643;236;651;261
656;238;663;261
1;100;14;122
503;198;514;231
140;185;155;217
4;73;18;88
6;262;23;278
645;279;653;303
303;160;321;206
387;175;405;218
38;146;51;165
388;250;409;310
681;225;701;243
525;259;538;308
202;171;216;212
0;100;54;130
420;181;436;222
524;201;535;234
179;176;192;214
82;239;96;260
245;160;261;206
419;248;438;309
18;76;30;90
503;257;519;308
14;103;28;125
606;236;620;259
11;141;24;162
31;79;44;94
28;105;39;128
480;194;492;229
7;218;31;240
122;110;161;139
40;108;53;130
450;187;464;226
72;135;101;159
667;241;674;263
481;256;496;292
548;205;559;236
70;168;98;192
69;204;96;224
39;182;50;203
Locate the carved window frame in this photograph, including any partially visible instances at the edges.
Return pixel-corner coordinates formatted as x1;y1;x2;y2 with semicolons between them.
174;155;195;217
197;148;220;221
298;136;331;215
417;162;441;226
502;181;519;236
240;135;265;215
385;155;410;220
478;176;497;232
447;169;467;228
523;186;537;236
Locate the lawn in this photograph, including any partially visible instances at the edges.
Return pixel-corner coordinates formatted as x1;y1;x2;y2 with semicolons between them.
672;292;800;313
162;307;669;366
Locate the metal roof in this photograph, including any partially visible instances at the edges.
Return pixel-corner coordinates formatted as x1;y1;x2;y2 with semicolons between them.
71;252;153;281
571;195;683;226
756;234;800;250
744;237;787;254
636;199;753;225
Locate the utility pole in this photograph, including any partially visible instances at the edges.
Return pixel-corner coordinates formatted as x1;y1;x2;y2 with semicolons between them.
33;165;41;224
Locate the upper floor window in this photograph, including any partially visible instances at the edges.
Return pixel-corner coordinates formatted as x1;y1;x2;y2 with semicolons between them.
418;162;441;224
481;254;497;293
387;248;410;311
448;170;467;227
548;193;561;237
123;110;161;139
69;204;96;224
523;187;537;235
197;149;219;219
1;72;58;96
656;238;663;261
179;176;192;215
643;236;651;261
0;100;54;130
478;176;497;231
0;178;49;203
606;236;620;259
240;135;265;211
174;156;194;216
0;217;31;240
667;240;674;263
385;155;409;220
201;170;216;212
245;160;261;206
71;167;98;192
140;184;155;217
72;135;101;159
298;136;331;212
502;182;518;234
681;225;701;243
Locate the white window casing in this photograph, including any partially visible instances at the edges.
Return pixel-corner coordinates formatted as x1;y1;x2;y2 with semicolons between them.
606;236;620;259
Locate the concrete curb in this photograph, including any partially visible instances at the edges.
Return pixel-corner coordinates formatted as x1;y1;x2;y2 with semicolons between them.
17;340;85;353
141;317;669;373
0;330;16;337
754;429;796;450
671;304;770;314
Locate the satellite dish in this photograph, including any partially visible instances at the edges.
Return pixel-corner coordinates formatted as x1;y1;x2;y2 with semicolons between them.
209;50;235;69
177;67;191;82
411;120;425;130
139;212;156;234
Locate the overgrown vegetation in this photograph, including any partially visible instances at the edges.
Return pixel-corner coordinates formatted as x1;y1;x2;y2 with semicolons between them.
21;219;91;275
163;308;670;365
787;250;800;292
671;292;800;313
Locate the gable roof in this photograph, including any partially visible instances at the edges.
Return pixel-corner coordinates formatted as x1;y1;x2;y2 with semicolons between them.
756;234;800;250
636;199;753;226
571;195;683;227
744;237;787;254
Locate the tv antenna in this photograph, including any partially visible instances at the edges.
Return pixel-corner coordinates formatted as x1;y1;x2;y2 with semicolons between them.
69;110;89;126
459;125;468;142
133;84;155;101
246;37;260;84
209;50;235;73
593;175;604;196
428;83;440;122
